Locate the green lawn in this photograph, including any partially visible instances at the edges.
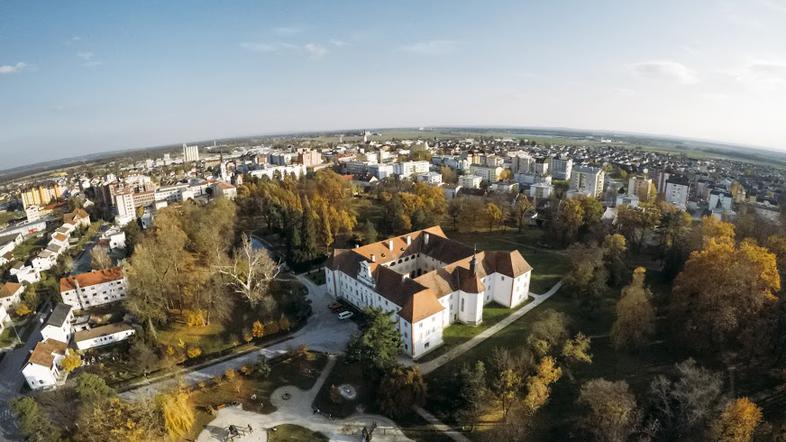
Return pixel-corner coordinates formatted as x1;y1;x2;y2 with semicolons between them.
0;326;20;348
312;357;370;418
447;229;569;294
417;299;532;363
268;424;327;442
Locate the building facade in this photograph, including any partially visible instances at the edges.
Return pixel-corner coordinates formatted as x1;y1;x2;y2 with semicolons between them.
59;267;128;310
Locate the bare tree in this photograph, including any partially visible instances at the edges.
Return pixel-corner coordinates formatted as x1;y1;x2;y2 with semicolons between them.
217;234;280;306
90;246;112;270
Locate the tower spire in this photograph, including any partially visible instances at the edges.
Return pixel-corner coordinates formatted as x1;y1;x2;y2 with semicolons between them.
470;243;477;274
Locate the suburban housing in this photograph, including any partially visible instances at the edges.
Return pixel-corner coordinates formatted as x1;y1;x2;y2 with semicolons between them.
325;226;532;359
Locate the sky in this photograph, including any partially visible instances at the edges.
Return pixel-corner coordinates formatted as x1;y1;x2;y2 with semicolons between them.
2;0;786;169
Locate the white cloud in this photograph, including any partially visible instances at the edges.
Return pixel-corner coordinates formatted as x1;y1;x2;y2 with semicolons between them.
630;60;699;84
77;51;94;61
330;39;349;47
734;60;786;85
241;41;330;58
272;26;303;36
399;40;459;55
304;43;328;58
0;62;27;74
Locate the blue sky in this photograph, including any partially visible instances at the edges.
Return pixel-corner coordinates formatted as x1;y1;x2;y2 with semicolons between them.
2;1;786;169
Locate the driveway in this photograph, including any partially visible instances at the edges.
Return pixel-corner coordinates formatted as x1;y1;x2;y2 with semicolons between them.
124;272;357;400
198;356;412;442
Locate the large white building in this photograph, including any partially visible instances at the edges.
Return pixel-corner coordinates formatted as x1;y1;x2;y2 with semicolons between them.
325;226;532;359
665;177;690;210
183;144;200;162
59;267;128;310
549;156;573;180
22;339;68;390
569;166;605;198
75;322;136;351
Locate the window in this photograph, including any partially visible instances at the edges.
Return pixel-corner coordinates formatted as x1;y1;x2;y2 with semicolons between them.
424;342;430;349
461;299;465;312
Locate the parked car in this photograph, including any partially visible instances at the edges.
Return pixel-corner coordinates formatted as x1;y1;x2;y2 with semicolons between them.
328;302;343;311
338;311;354;320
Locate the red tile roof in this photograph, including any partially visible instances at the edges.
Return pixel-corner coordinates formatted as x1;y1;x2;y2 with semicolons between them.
0;282;22;299
59;267;125;292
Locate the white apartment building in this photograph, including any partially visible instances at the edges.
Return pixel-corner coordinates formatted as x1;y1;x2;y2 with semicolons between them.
417;171;443;185
665;178;690;210
59;267;128;310
395;161;430;177
458;175;483;189
325;227;532;359
183;144;200;162
569;166;605;198
469;165;503;183
549;156;573;180
628;175;654;202
114;191;136;226
368;163;395;179
249;164;307;180
529;182;554;199
509;151;535;174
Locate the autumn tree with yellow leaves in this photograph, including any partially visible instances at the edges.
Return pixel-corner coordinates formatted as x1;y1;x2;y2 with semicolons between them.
156;389;196;438
710;398;763;442
611;267;656;351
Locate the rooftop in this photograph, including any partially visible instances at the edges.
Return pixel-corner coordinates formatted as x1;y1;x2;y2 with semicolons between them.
60;267;125;292
45;303;72;328
27;338;68;368
75;322;134;342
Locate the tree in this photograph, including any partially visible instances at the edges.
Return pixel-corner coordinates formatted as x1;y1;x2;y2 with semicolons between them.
362;220;378;244
455;361;488;431
671;237;780;356
602;234;628;287
610;267;655;351
252;320;265;338
484;202;504;231
710;398;763;442
346;308;402;376
549;198;584;246
577;378;638;442
447;197;466;231
565;243;608;312
278;314;291;331
11;397;61;442
61;349;82;373
74;373;115;403
521;356;562;415
218;234;280;306
377;366;427;418
440;165;458;184
157;389;195;438
90;246;112;270
616;203;661;252
649;358;725;435
527;309;570;357
512;195;534;232
76;397;163;442
487;347;522;419
129;338;160;376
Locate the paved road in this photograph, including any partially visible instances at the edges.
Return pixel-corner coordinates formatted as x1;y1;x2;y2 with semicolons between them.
198;355;412;442
0;304;53;440
124;273;357;400
413;406;470;442
412;281;563;376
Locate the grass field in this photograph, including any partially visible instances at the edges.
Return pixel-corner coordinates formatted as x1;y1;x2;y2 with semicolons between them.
447;228;569;294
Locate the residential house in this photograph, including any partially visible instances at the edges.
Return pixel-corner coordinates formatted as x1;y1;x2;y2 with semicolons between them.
0;282;23;310
75;322;136;350
63;208;91;229
40;303;74;344
22;339;68;390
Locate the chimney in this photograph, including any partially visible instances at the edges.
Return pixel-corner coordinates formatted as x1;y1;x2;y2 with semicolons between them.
388;240;394;251
424;233;430;245
370;254;376;262
406;235;412;246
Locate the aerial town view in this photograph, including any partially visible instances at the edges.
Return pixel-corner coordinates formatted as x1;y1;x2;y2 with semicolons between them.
3;1;786;441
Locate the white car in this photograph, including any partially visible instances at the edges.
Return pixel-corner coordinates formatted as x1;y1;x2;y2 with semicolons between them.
337;311;354;320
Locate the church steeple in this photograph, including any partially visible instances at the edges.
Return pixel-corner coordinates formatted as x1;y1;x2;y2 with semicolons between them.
470;244;477;274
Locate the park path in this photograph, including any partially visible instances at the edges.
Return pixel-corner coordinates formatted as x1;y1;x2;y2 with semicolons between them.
413;406;471;442
199;355;412;442
412;280;564;376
